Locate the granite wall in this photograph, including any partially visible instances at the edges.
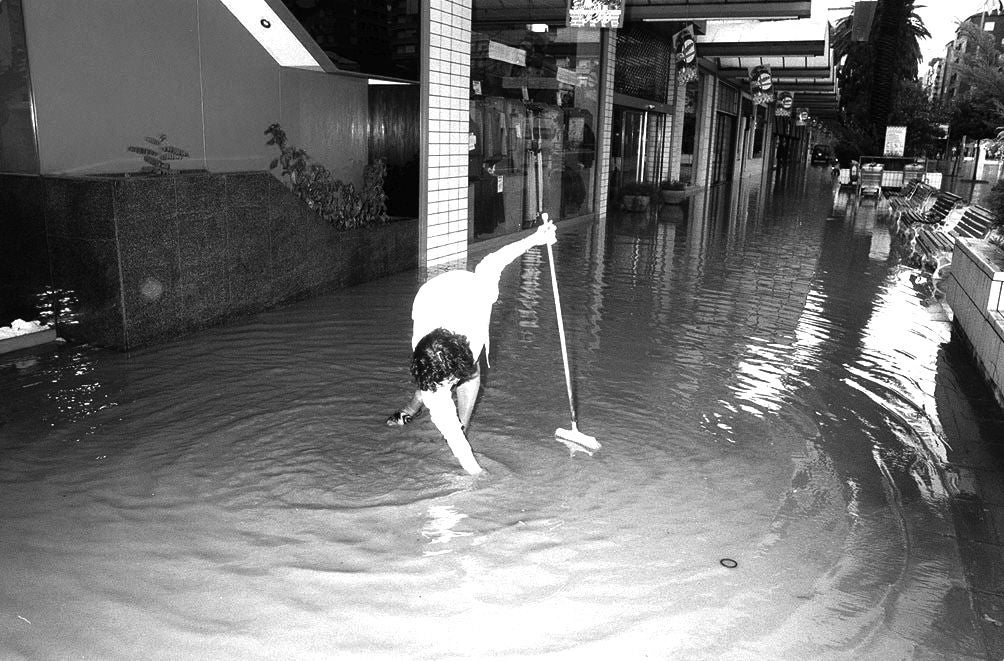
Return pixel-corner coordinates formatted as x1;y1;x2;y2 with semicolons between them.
0;175;50;326
0;172;418;350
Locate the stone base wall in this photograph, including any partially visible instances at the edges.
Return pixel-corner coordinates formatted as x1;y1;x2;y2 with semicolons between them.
944;239;1004;408
0;172;418;350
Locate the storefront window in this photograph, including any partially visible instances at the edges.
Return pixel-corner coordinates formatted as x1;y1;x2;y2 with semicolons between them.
468;25;601;241
680;78;699;184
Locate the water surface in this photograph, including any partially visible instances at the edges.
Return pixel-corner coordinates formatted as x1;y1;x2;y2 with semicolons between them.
0;168;990;659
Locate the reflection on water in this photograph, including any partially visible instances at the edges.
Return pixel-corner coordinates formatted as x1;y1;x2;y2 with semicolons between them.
0;168;995;659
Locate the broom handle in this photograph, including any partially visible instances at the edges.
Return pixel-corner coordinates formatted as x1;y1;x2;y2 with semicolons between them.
546;241;578;427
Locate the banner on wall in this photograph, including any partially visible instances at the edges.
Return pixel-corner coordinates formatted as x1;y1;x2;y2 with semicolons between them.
749;65;774;106
673;26;698;85
775;91;794;116
884;125;907;156
567;0;624;28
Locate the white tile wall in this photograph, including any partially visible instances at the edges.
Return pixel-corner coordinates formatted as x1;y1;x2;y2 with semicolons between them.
595;30;616;216
947;240;1004;406
423;0;472;267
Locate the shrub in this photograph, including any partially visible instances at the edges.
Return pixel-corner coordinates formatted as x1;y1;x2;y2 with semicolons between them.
126;134;190;175
265;123;389;230
660;180;686;191
983;179;1004;229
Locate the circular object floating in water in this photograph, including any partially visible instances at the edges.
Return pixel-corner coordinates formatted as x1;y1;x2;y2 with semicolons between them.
720;558;738;569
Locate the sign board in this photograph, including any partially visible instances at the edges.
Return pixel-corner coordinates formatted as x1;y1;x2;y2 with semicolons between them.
488;41;526;67
556;67;578;86
567;0;623;28
884;126;906;157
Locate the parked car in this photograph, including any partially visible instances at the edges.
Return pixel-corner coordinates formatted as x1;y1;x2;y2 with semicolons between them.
811;144;834;165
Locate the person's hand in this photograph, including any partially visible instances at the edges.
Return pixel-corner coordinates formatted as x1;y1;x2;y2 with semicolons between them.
532;218;557;247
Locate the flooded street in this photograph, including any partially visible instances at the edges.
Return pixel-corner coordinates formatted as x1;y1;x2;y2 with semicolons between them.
2;167;1002;659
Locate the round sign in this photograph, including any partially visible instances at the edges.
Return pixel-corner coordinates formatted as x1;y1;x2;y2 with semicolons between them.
780;94;793;110
680;36;696;64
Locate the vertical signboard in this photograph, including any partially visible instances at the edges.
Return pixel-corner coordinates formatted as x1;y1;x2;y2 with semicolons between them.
749;65;773;106
567;0;624;28
673;26;698;85
883;126;906;157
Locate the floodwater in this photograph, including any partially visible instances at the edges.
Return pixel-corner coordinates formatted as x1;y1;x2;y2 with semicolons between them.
0;167;996;659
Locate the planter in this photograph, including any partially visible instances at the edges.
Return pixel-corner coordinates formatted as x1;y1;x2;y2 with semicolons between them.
621;194;652;212
660;186;697;205
27;171;418;351
0;328;57;355
943;239;1004;409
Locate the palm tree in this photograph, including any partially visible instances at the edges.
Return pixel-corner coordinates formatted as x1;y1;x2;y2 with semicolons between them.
833;0;931;144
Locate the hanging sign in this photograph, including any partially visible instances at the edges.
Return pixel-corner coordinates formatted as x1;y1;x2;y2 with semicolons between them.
884;125;907;156
674;27;698;85
795;108;809;126
488;41;526;67
775;91;794;116
567;0;624;28
556;67;579;86
749;65;774;106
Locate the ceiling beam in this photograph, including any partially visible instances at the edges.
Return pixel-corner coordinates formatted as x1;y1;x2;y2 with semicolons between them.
471;0;812;25
696;40;825;57
628;1;811;21
717;67;834;79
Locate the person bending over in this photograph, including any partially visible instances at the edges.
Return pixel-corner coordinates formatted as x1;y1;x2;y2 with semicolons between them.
386;221;558;474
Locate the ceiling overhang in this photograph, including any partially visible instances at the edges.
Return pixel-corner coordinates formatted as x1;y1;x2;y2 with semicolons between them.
471;0;811;25
627;1;811;21
714;52;833;79
695;13;828;57
219;0;335;71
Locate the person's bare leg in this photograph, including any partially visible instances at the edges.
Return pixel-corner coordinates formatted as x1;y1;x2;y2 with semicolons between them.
455;366;481;430
386;390;424;426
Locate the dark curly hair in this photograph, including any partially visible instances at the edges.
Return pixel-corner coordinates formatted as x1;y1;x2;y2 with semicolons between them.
411;328;477;392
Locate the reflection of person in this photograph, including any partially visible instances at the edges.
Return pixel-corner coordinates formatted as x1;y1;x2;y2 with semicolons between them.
386;222;558;475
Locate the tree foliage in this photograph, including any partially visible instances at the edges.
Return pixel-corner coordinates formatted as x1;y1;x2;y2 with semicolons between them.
832;0;931;154
947;20;1004;144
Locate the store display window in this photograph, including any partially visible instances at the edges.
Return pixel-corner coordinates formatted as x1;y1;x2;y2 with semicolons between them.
468;25;601;240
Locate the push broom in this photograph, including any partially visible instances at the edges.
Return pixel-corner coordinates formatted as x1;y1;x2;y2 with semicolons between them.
540;211;600;451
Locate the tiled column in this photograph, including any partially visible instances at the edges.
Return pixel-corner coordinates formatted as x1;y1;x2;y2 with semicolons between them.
692;72;717;188
421;0;471;268
668;59;685;183
594;28;616;216
659;56;678;183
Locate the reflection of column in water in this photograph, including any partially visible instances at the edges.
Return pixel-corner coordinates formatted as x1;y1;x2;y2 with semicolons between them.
649;221;677;327
516;250;543;343
831;187;852;216
584;222;607;354
852;200;876;236
868;227;891;261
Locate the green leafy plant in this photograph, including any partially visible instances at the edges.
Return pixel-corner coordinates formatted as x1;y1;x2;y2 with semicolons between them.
127;134;189;175
265;123;388;230
982;178;1004;230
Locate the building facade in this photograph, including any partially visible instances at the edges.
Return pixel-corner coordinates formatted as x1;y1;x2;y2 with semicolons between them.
0;0;838;345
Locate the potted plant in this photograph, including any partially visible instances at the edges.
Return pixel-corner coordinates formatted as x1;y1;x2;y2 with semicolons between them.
620;181;657;212
659;179;694;204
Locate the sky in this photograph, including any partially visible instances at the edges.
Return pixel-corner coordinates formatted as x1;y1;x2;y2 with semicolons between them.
915;0;1000;64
